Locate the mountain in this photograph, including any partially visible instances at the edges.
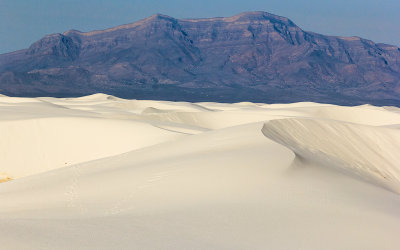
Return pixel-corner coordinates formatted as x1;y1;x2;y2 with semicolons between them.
1;11;400;105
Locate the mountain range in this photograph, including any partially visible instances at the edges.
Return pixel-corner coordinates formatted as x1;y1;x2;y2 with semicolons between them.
1;11;399;105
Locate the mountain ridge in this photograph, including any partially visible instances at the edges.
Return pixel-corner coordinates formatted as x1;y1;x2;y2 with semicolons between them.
1;11;399;106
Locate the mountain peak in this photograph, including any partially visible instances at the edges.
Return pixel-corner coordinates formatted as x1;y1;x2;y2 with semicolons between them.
62;13;177;37
182;11;295;26
232;11;287;20
233;11;296;25
63;29;82;36
146;13;176;21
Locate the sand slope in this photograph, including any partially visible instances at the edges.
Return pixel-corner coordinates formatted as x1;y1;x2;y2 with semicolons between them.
0;94;399;249
262;118;400;193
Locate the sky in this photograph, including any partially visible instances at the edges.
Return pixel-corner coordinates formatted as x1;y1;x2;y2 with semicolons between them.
0;0;399;54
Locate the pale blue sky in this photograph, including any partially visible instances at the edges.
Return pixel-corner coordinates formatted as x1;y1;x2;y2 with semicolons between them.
1;0;399;54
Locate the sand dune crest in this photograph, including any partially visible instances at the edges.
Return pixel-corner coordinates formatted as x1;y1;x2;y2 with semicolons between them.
262;118;400;193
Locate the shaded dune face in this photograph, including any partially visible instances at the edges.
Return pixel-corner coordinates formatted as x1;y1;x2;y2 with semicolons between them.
262;118;400;194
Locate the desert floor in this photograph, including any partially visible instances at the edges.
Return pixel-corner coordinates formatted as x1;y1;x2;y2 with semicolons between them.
1;93;399;249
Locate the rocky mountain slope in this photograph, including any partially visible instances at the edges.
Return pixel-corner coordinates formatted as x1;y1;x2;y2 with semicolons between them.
1;11;399;105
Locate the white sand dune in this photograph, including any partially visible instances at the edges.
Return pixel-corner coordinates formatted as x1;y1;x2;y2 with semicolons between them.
0;117;183;178
0;94;400;249
262;118;400;193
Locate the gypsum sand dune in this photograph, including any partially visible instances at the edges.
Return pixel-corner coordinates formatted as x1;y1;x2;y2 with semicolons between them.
1;94;400;249
262;118;400;194
1;121;400;249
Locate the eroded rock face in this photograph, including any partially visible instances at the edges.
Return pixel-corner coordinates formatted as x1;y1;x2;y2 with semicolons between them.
1;11;399;105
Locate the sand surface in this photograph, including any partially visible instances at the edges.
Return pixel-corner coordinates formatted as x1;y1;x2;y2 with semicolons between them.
0;93;399;249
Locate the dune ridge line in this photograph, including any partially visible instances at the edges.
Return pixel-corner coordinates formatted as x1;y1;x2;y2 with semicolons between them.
262;118;400;194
